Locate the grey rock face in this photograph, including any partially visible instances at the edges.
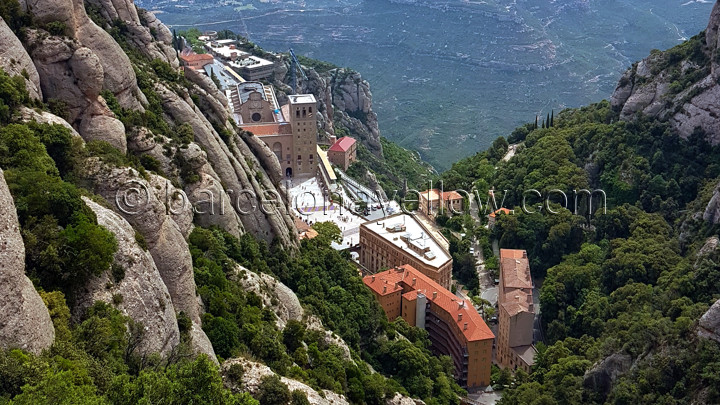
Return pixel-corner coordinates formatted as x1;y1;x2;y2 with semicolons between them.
222;358;350;405
0;169;55;354
78;197;181;357
0;18;43;100
704;181;720;225
190;324;217;365
80;162;200;322
277;63;383;155
610;1;720;145
71;0;147;110
583;353;633;400
156;82;296;247
85;0;179;67
699;298;720;343
16;107;81;137
79;160;215;360
697;236;719;258
235;267;303;329
707;0;720;79
184;69;230;124
20;0;147;110
148;173;194;239
22;0;76;32
26;31;128;152
79;110;127;152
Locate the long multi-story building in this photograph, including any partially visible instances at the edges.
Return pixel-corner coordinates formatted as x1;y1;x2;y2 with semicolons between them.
363;265;494;389
359;213;452;289
496;249;537;373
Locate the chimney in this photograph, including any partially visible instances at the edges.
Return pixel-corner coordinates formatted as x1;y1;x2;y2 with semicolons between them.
457;313;462;321
433;291;437;299
464;323;468;331
412;278;416;286
458;301;464;310
372;275;375;282
523;251;527;258
383;286;387;293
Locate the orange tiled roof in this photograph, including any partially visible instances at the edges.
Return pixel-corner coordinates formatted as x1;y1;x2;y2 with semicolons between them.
300;228;318;240
489;208;513;218
294;217;311;232
442;190;463;200
499;249;532;290
240;123;292;136
499;249;533;316
180;53;214;63
363;265;494;342
420;189;463;201
364;273;403;295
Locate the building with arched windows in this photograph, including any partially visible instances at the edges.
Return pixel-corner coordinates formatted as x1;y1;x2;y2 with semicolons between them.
230;83;318;178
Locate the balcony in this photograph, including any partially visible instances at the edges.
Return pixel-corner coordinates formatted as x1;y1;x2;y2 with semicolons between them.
425;311;470;381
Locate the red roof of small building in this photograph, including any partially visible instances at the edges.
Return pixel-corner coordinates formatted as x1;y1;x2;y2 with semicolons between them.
180;53;214;63
328;136;356;152
489;208;513;218
363;264;494;342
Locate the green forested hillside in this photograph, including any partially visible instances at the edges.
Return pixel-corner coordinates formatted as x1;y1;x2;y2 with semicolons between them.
0;65;463;405
440;96;720;403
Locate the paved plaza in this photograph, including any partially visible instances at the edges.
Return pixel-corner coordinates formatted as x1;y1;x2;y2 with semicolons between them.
287;175;400;250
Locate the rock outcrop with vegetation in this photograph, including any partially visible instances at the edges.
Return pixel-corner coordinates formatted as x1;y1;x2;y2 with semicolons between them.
0;168;55;355
0;17;42;100
611;1;720;144
0;1;465;403
77;197;181;357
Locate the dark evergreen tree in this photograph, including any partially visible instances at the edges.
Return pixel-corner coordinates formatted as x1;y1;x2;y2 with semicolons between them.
550;110;554;127
210;68;220;88
546;113;550;128
534;115;538;130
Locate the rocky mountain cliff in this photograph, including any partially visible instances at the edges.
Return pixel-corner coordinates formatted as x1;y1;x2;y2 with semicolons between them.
271;60;383;155
0;168;55;355
0;0;301;366
0;3;433;403
611;0;720;145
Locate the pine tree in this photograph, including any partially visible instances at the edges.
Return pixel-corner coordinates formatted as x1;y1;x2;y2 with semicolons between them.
542;119;545;129
546;113;550;128
173;29;178;50
210;68;220;88
534;115;538;130
550;110;554;127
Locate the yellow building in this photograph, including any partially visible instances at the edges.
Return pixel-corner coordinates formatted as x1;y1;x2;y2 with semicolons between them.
364;265;495;390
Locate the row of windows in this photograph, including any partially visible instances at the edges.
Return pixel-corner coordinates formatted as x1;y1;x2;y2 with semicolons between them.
295;107;313;118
